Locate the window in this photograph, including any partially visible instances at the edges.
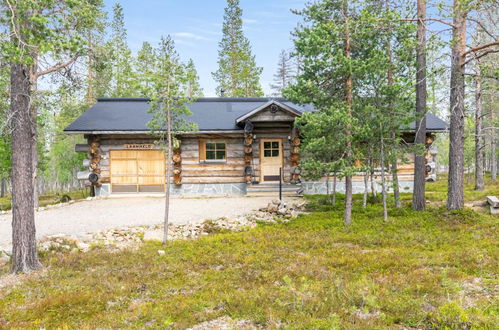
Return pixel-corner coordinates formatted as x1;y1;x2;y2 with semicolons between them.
263;141;279;157
199;140;226;161
206;142;226;160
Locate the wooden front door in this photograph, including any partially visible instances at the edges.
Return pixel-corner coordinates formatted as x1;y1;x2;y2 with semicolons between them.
110;150;165;193
260;139;283;182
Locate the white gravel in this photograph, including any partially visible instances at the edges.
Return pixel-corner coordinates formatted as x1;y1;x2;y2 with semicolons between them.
0;196;276;251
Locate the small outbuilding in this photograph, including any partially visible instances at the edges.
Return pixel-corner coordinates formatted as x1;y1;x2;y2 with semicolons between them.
64;97;447;196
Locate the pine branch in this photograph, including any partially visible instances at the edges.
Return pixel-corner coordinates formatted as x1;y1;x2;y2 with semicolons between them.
33;55;80;80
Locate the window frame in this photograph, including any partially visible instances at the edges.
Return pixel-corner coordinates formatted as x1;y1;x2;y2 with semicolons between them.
199;139;227;163
262;140;280;158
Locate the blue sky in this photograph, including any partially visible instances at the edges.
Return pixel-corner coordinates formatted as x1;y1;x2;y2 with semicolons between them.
103;0;308;96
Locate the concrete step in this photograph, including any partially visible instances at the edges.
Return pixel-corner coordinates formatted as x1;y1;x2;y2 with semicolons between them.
246;183;303;197
247;186;301;192
246;191;303;197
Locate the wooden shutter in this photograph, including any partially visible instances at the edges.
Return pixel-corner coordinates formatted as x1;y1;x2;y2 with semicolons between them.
199;139;206;161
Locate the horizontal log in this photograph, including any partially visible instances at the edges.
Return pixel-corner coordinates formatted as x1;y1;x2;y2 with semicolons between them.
77;171;91;181
182;164;245;171
75;144;89;152
181;177;246;184
182;170;243;177
182;158;246;165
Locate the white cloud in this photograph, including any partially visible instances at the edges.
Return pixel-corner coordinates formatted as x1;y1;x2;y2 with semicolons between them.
243;18;258;24
173;39;196;47
172;32;210;41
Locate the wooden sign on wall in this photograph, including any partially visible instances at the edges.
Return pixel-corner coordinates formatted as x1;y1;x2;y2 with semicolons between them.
124;144;153;150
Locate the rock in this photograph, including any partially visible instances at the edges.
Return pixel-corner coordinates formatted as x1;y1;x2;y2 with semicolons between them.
290;210;299;218
267;204;279;213
86;197;93;201
272;199;281;205
277;208;287;216
76;242;91;252
157;250;165;256
143;230;163;241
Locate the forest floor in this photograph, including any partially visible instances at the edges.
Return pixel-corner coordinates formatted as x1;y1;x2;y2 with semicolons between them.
0;177;497;329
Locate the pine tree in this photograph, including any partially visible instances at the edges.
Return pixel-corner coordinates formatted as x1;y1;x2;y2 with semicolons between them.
270;50;294;96
86;17;113;101
287;0;415;225
184;59;203;98
110;3;137;97
1;0;104;273
136;41;156;97
212;0;263;97
147;36;196;243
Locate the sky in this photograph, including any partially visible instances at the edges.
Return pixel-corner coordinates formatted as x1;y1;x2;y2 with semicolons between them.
103;0;308;96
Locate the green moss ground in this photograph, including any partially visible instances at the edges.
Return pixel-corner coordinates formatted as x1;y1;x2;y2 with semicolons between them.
0;178;497;328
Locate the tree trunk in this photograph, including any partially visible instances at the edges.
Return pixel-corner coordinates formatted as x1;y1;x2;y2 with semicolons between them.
0;178;5;198
10;63;42;273
163;98;173;244
344;176;352;226
447;0;466;210
370;158;377;197
413;0;427;211
325;173;330;202
391;157;401;208
385;0;401;209
342;0;353;226
363;170;368;209
490;83;497;181
332;173;337;207
474;65;484;190
380;132;388;221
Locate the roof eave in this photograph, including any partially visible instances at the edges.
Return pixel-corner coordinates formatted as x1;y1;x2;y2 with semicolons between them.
64;129;244;135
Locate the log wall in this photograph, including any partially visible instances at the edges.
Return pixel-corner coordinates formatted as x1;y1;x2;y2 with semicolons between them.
85;132;422;191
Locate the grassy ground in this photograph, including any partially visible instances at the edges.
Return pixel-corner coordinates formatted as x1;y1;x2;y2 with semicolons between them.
0;189;90;211
0;180;497;328
424;174;499;205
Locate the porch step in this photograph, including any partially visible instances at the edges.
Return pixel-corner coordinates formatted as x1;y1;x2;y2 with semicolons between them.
246;183;303;197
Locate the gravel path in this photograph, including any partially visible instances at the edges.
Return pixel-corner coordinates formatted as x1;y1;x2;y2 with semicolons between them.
0;196;275;251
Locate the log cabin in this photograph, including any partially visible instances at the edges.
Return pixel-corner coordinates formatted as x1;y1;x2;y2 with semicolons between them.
64;97;447;196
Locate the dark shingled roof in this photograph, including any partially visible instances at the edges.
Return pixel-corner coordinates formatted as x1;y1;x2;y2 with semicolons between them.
64;97;447;133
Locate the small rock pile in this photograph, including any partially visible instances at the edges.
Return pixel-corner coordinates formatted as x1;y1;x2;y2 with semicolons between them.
39;234;92;253
91;227;145;248
255;199;306;221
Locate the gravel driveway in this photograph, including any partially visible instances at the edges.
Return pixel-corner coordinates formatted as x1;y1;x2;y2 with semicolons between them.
0;196;275;251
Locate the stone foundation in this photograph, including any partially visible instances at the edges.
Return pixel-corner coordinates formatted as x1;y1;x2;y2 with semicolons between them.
95;180;414;197
95;183;247;197
302;180;413;195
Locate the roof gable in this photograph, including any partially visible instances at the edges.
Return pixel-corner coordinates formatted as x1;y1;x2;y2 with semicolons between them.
235;100;302;124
